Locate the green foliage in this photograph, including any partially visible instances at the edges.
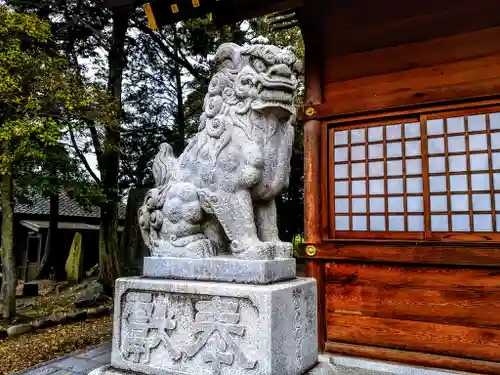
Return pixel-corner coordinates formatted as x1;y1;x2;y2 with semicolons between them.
292;234;304;257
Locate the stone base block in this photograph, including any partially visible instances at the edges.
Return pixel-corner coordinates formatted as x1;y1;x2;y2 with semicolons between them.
143;256;296;284
109;277;317;375
89;361;340;375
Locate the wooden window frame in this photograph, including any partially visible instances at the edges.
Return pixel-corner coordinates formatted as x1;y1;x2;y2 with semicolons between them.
325;103;500;243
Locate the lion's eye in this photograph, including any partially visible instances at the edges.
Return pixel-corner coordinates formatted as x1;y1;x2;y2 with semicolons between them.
253;59;266;73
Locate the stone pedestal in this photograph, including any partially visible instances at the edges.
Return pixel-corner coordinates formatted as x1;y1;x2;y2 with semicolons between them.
89;269;339;375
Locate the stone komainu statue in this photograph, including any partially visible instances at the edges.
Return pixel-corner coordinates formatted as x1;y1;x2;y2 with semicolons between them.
138;43;303;260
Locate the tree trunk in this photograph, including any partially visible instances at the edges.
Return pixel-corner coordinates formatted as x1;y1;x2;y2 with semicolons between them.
172;26;185;156
1;169;16;320
37;192;60;279
99;6;129;296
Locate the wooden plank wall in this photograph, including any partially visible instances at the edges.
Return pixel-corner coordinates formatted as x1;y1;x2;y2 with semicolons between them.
325;263;500;362
322;0;500;115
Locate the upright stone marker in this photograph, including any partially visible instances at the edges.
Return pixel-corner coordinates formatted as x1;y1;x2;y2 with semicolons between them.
90;43;337;375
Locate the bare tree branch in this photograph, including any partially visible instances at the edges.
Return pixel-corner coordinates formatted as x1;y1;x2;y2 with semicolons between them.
68;125;101;183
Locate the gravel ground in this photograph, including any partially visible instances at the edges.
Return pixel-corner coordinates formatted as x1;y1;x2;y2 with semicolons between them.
0;315;112;375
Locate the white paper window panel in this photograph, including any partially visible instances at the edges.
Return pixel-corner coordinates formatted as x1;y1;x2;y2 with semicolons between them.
406;159;422;175
497;215;500;231
387;160;403;176
352;181;367;195
452;214;470;232
369;161;385;177
471;173;490;191
496;194;500;211
334;131;348;146
428;157;446;174
431;195;448;212
369;144;384;159
389;216;405;231
386;124;402;140
369;198;385;213
352;198;367;213
451;194;469;212
352;216;367;231
431;215;449;231
427;119;444;136
405;122;421;138
351;146;366;161
430;176;447;192
368;126;384;142
472;194;492;211
369;179;385;195
405;140;422;157
428;138;445;155
491;113;500;130
469;134;488;152
491;132;500;150
335;216;349;230
474;214;493;232
335;147;348;162
386;142;403;158
447;136;466;153
335;199;349;213
335;164;348;179
350;129;365;144
449;174;468;192
334;181;349;196
407;196;424;212
447;117;465;134
388;178;404;194
388;196;404;212
370;216;386;231
468;115;487;132
493;152;500;170
408;215;425;231
449;155;467;172
470;153;490;171
495;174;500;190
351;163;366;178
407;177;423;193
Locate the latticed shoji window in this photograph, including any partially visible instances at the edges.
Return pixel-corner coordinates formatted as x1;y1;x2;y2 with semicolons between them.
328;108;500;241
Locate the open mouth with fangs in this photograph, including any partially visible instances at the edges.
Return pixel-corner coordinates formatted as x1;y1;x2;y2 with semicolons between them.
251;76;297;116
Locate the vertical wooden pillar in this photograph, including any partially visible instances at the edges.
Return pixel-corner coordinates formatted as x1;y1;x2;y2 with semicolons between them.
297;3;325;351
299;5;324;245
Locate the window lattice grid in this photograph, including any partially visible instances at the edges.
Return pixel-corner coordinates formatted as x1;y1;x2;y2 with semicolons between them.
332;121;424;232
329;110;500;237
426;113;500;233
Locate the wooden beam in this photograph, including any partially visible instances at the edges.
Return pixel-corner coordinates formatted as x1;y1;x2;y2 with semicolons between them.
325;342;500;375
301;241;500;266
305;260;325;351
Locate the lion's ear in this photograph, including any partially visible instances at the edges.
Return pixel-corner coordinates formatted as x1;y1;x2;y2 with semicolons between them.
214;43;241;69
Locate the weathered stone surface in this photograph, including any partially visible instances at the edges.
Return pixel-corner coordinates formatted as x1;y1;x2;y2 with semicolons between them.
89;362;341;375
107;276;317;375
143;255;296;284
7;324;33;337
138;43;303;261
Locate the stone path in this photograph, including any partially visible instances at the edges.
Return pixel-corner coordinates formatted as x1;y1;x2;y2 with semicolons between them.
12;342;111;375
13;344;476;375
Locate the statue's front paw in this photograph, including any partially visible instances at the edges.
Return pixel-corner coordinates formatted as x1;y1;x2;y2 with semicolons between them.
274;242;293;259
231;240;274;260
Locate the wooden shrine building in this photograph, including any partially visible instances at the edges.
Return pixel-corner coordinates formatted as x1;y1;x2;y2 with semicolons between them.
105;0;500;373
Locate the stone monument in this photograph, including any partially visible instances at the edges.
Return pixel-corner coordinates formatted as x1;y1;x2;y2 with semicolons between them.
89;43;338;375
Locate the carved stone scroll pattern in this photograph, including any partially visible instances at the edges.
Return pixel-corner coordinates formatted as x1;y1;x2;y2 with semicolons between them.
120;292;257;375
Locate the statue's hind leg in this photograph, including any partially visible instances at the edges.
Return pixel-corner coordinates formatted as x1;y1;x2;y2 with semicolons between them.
201;189;274;260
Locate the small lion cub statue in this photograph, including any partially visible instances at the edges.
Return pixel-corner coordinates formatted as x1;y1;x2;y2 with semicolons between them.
139;43;303;260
